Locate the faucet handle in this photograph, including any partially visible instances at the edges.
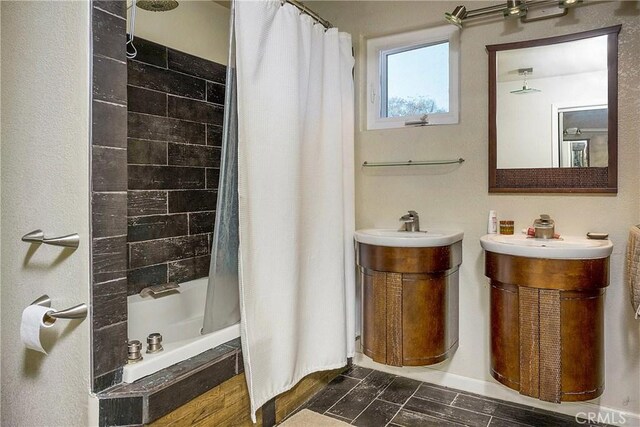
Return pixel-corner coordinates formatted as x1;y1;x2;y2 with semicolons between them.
400;210;418;220
400;210;420;232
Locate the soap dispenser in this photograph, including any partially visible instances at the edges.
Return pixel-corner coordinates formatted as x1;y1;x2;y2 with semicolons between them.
533;214;554;239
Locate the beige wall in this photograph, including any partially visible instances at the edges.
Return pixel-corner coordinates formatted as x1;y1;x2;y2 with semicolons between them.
313;0;640;419
128;0;230;65
1;1;91;425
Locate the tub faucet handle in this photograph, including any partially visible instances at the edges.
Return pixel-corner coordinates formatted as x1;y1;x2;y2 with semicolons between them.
147;333;164;354
127;340;143;363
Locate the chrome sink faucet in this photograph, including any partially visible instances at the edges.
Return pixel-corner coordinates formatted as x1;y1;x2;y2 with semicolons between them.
400;210;420;232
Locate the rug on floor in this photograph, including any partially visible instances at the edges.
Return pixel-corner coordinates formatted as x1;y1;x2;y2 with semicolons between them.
279;409;351;426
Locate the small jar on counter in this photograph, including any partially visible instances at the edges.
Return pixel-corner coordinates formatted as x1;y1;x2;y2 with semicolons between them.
499;220;514;235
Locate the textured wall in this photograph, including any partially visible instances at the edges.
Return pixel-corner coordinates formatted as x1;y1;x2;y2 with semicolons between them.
1;1;91;424
126;38;225;295
312;0;640;419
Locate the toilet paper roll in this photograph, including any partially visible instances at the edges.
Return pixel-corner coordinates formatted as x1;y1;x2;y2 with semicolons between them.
21;305;56;354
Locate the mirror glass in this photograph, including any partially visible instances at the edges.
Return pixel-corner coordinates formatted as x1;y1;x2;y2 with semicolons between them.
557;106;608;167
487;26;619;193
496;35;608;169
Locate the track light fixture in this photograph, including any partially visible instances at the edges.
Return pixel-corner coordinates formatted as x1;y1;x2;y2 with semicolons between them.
559;0;583;8
503;0;527;18
444;5;467;28
444;0;586;28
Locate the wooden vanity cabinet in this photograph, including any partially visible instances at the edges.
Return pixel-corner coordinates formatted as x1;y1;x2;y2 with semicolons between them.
486;252;609;403
358;242;462;367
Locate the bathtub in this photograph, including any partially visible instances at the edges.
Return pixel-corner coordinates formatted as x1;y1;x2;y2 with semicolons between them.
123;277;241;383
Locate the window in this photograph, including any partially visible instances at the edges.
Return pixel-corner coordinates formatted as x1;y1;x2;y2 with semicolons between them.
366;26;460;130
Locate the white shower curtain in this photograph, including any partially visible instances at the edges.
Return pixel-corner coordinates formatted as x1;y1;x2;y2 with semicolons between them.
235;0;355;421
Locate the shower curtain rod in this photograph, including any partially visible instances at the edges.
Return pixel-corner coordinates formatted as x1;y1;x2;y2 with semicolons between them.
283;0;332;28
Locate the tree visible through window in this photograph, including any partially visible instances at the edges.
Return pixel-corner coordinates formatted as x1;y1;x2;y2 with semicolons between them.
387;95;446;117
384;41;449;118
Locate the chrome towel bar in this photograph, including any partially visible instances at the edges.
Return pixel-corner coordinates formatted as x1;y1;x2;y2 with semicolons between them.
31;295;87;320
362;158;465;168
22;229;80;248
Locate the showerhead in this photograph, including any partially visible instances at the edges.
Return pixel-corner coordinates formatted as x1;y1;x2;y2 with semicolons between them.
510;68;541;94
137;0;179;12
510;84;541;94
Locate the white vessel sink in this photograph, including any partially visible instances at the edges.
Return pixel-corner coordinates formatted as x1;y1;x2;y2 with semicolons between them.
354;229;464;248
480;233;613;260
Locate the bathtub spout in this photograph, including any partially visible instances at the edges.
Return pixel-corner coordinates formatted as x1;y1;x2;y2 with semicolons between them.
140;282;180;298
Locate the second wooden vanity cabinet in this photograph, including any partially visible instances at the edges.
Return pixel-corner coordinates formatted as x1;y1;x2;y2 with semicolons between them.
358;241;462;367
486;251;609;403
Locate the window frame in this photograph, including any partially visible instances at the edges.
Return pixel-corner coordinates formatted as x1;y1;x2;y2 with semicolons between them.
366;25;460;130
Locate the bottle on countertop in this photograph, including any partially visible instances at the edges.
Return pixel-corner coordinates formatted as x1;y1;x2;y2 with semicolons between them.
488;210;498;234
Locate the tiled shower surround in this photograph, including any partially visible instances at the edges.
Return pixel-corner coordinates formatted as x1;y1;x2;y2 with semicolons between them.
90;0;228;391
91;0;129;391
126;38;226;296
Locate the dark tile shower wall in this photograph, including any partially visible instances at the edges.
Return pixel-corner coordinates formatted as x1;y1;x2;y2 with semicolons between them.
91;0;129;391
126;38;226;296
90;5;227;391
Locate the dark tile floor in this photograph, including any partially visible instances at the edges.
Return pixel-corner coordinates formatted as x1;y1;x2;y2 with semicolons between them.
302;366;606;427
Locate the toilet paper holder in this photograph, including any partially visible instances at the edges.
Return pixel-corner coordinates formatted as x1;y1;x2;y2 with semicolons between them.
31;295;87;320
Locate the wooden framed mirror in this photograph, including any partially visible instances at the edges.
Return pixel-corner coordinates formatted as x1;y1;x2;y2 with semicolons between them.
486;26;621;193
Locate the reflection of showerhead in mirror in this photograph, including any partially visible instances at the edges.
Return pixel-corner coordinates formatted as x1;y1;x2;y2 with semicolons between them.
510;85;541;94
510;68;541;94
